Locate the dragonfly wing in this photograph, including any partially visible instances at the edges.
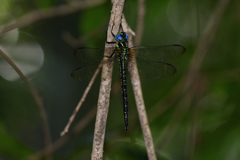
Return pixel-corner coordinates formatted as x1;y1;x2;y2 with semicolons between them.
71;65;100;81
72;47;117;81
130;45;186;62
74;47;116;64
132;58;177;79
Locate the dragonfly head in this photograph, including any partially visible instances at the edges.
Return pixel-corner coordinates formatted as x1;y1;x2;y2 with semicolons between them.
115;32;128;42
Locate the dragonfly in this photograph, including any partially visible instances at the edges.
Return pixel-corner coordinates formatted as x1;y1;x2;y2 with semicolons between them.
71;26;186;130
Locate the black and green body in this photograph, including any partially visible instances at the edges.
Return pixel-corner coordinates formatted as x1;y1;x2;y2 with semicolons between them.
114;34;130;130
71;27;186;130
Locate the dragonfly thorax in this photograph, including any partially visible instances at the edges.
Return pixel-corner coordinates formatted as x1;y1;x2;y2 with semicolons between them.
115;32;128;43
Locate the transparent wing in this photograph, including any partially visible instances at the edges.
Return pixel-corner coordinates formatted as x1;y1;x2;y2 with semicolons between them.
128;45;185;79
72;47;117;81
132;58;177;79
130;45;186;62
72;45;185;80
73;47;116;64
71;61;119;81
71;65;100;81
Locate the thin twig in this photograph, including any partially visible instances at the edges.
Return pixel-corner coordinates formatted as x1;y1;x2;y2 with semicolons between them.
26;106;97;160
91;0;125;159
0;48;52;159
121;15;135;36
156;90;192;149
188;0;231;73
154;0;231;150
0;0;106;36
134;0;145;46
148;0;231;124
62;18;109;47
187;77;205;160
60;62;103;136
122;16;157;160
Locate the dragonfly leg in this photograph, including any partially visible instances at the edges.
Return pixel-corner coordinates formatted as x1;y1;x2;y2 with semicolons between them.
104;49;116;58
106;24;116;43
111;24;116;37
106;41;115;44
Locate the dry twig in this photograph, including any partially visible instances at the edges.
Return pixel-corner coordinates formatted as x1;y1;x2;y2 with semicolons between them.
121;16;157;160
60;62;103;136
0;0;106;36
0;48;52;160
27;106;96;160
134;0;145;46
154;0;231;151
91;0;125;159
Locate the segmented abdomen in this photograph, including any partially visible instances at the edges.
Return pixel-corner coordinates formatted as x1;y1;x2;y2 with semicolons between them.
119;54;128;130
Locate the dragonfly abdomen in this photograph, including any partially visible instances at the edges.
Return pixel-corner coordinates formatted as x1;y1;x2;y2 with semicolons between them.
119;55;128;130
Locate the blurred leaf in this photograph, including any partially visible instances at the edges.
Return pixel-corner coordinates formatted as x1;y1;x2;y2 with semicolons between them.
79;3;110;35
35;0;55;8
0;122;33;159
0;32;44;81
0;0;12;23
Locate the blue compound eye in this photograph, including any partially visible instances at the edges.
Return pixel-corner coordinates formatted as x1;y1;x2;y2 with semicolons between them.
115;32;128;42
117;35;122;40
125;34;128;40
115;34;122;41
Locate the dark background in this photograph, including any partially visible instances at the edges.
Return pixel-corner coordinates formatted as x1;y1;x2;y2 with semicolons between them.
0;0;239;159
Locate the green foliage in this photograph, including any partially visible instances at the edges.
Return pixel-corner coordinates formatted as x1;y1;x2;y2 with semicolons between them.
0;0;240;159
0;122;33;159
0;0;12;23
78;3;111;46
80;3;110;34
35;0;56;8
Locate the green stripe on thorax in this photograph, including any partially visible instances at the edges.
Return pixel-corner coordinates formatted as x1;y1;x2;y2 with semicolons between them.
116;42;128;57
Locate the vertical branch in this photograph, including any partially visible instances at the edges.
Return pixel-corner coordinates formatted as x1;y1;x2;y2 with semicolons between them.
134;0;145;46
122;17;157;160
91;0;125;160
